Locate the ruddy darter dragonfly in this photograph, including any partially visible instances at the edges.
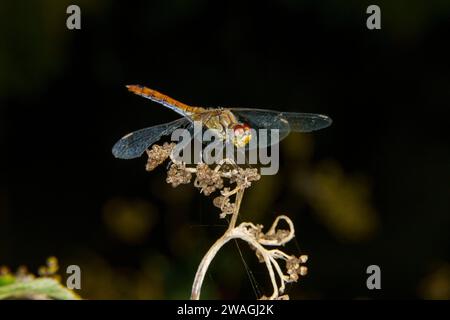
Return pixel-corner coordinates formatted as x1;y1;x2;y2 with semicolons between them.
112;85;332;159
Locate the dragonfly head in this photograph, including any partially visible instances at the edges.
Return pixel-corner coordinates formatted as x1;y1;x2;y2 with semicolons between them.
232;123;252;148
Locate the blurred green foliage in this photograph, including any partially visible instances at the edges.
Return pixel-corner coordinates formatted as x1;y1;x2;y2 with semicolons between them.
0;258;79;300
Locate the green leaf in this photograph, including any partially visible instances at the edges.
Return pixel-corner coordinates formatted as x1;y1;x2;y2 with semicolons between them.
0;278;80;300
0;275;16;286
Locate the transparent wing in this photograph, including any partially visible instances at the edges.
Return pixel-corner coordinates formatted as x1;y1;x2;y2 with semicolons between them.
280;111;332;132
112;117;191;159
230;108;332;149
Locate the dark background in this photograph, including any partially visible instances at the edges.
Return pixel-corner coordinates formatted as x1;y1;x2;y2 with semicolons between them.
0;0;449;299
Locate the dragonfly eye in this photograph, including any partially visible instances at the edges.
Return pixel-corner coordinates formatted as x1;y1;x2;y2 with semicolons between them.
242;122;251;132
233;123;251;135
232;123;252;147
233;124;245;135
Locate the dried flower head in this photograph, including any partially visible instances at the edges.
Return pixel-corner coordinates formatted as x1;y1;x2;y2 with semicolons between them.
286;255;309;282
231;167;260;188
261;229;291;243
194;163;224;195
145;142;176;171
213;195;235;218
166;163;192;187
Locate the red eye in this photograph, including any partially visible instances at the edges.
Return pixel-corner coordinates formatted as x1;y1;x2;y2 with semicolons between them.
234;123;250;134
233;124;245;135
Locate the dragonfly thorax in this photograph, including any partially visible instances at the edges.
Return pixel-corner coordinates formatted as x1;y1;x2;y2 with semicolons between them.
194;108;253;148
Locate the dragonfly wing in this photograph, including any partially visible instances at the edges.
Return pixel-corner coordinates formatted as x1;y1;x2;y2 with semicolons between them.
112;117;191;159
230;108;290;149
230;108;332;149
279;112;332;133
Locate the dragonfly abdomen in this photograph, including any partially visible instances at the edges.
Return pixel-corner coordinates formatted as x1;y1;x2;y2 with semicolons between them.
126;85;202;117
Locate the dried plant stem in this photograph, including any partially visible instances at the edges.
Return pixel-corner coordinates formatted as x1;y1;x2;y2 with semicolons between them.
144;146;307;299
229;188;244;229
191;187;302;300
191;188;244;299
190;214;286;300
190;229;234;300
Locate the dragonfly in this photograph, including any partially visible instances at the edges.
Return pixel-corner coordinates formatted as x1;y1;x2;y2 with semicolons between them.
112;85;332;159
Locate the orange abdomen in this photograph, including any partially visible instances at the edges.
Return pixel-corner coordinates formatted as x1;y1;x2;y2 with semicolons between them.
126;85;201;115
